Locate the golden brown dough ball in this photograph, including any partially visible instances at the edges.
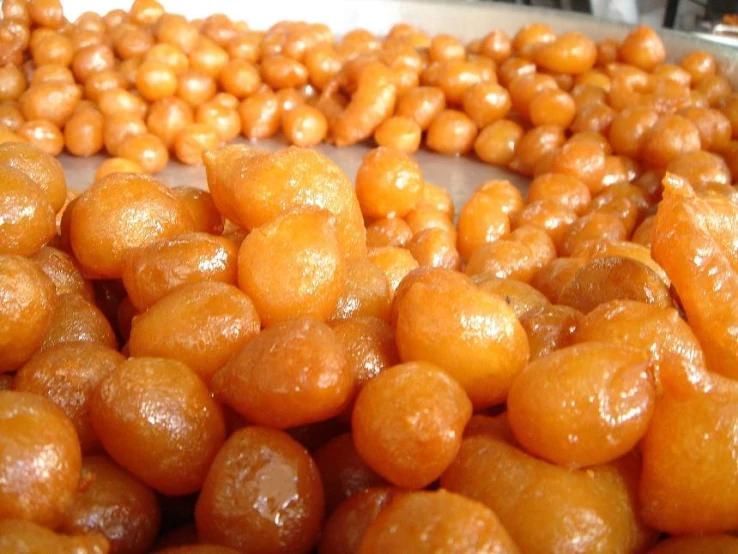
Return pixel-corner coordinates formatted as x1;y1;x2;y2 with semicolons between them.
358;489;520;554
0;255;56;373
122;232;238;311
196;426;324;554
60;455;161;554
129;282;260;384
0;519;108;553
212;317;352;428
90;357;226;496
204;145;366;259
70;172;195;278
352;362;472;488
0;141;67;212
0;165;55;257
0;390;81;528
394;273;529;408
508;342;655;468
441;435;656;553
14;342;125;454
237;209;345;326
355;147;424;219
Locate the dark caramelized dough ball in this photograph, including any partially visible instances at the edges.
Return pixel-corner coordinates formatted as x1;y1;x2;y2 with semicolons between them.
90;357;226;495
0;519;108;553
0;165;55;256
518;304;582;359
441;436;656;553
238;209;345;326
60;456;161;554
14;343;124;454
508;343;654;468
359;489;520;554
41;292;117;351
129;281;260;384
319;487;398;554
70;173;195;278
313;433;388;514
0;391;81;527
559;256;672;313
195;427;324;554
0;255;56;373
157;547;241;554
122;232;238;311
353;362;471;489
212;317;352;428
0;137;67;212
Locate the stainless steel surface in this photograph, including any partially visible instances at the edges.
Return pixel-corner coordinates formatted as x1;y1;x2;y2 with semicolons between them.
59;0;738;207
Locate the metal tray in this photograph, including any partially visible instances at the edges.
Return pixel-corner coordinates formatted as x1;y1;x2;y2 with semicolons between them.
58;0;738;207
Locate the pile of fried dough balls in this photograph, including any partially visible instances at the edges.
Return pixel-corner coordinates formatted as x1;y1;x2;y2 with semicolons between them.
1;0;738;552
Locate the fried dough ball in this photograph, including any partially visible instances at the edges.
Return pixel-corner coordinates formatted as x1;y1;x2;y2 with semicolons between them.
0;141;66;212
122;232;238;311
395;269;529;408
508;343;654;468
319;487;398;554
129;282;260;384
647;534;738;554
204;145;366;259
558;256;672;313
640;375;738;533
331;258;392;321
0;519;108;554
353;361;472;489
70;172;195;278
441;435;656;554
14;342;125;454
313;433;388;515
238;209;345;325
41;292;117;351
213;317;351;428
0;255;56;373
359;490;520;554
90;357;226;495
355;147;424;219
0;391;81;528
60;456;161;554
0;165;55;256
195;427;324;554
